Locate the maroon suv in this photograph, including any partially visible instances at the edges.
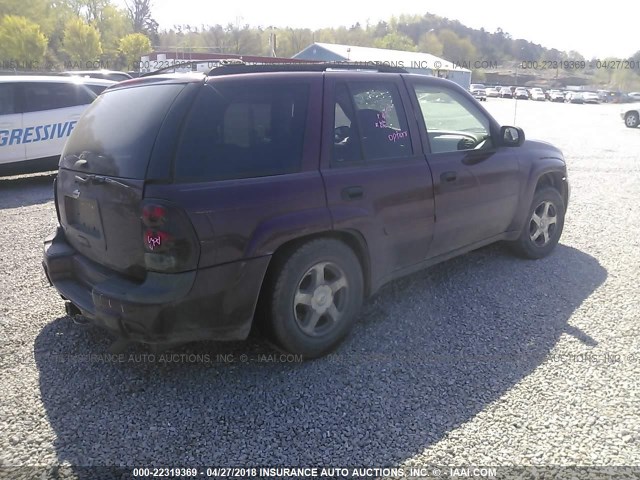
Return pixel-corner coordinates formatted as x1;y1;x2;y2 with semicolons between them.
43;63;569;358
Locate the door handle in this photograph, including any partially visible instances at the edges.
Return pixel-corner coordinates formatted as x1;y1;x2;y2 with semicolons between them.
440;171;457;183
341;186;364;201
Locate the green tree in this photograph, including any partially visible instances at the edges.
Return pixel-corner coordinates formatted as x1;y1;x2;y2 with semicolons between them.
418;31;443;56
611;68;640;90
566;50;585;61
62;17;102;63
98;5;134;60
71;0;111;24
0;0;53;34
0;15;47;64
438;29;476;62
373;33;416;51
226;24;261;55
119;32;151;70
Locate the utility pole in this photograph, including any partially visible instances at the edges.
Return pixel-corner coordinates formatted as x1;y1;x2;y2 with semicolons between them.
269;28;277;57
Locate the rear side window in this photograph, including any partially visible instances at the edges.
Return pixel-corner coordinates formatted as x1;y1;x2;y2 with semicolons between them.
61;84;185;178
332;81;412;165
22;82;96;112
175;82;309;181
0;84;17;115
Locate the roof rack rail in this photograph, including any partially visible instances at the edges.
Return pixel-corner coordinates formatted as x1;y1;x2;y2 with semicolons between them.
141;59;245;77
206;62;408;76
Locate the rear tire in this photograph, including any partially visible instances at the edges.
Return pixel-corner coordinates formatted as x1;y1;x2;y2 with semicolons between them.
510;187;565;259
265;239;363;359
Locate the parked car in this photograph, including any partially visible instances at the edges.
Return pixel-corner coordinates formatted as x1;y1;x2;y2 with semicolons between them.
621;105;640;128
499;86;513;98
628;92;640;101
58;70;133;82
597;90;612;103
566;92;584;104
581;92;600;104
469;84;487;101
42;63;569;358
530;88;546;101
514;87;529;100
548;90;565;102
0;76;115;175
485;87;500;98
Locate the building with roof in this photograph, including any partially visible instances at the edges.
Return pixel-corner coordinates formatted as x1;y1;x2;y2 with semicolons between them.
293;43;472;88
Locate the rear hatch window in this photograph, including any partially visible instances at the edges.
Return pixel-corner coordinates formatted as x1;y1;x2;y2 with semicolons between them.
60;83;185;179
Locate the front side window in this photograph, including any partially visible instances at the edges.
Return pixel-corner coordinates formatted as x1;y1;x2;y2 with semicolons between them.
332;81;412;165
175;83;309;181
413;85;492;154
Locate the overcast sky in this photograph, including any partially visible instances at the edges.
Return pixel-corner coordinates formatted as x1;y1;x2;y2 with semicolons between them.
123;0;637;59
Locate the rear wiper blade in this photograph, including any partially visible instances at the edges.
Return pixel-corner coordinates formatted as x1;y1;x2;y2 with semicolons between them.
74;174;132;190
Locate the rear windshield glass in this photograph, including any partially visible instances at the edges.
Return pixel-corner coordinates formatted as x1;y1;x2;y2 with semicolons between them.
60;84;184;179
174;82;309;181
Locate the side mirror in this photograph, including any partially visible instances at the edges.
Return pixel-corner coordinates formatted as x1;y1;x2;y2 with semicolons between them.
500;126;525;147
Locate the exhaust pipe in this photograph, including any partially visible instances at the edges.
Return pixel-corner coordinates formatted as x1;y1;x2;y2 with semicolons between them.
65;302;89;324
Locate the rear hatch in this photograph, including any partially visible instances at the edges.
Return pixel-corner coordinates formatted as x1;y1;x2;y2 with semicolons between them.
56;82;187;279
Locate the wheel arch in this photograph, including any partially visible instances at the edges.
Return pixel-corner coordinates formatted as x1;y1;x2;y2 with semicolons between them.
507;163;569;238
534;171;569;211
256;229;372;315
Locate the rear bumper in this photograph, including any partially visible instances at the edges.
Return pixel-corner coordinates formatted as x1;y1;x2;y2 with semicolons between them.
43;227;270;345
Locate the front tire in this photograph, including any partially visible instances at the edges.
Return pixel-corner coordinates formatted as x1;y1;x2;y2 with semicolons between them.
625;111;639;128
265;239;363;358
511;187;565;259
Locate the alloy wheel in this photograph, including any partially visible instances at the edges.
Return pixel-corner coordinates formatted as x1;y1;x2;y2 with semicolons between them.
529;200;558;246
293;262;349;337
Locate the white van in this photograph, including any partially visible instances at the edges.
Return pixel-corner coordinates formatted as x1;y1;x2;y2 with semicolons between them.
0;76;114;175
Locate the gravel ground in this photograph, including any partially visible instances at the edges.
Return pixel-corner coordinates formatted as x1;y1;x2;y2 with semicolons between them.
0;100;639;477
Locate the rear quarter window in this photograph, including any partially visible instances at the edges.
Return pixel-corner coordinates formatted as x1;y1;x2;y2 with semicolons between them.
174;82;309;181
60;84;185;179
0;84;17;115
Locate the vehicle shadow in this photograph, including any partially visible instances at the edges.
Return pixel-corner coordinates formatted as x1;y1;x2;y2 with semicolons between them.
0;173;56;210
34;244;606;473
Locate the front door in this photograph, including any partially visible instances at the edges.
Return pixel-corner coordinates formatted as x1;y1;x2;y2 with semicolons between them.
407;78;522;258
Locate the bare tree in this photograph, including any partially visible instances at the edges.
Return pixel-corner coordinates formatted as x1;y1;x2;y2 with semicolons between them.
125;0;158;42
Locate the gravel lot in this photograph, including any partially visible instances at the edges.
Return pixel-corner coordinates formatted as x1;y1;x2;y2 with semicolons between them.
1;99;639;476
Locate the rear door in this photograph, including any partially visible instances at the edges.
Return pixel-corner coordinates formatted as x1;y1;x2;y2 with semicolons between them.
56;82;188;277
0;82;25;164
407;77;522;257
320;73;435;284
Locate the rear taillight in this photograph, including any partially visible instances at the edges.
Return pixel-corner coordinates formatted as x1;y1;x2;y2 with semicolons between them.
141;201;199;272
